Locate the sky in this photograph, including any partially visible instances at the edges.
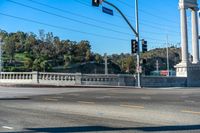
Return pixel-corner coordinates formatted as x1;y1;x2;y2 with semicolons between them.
0;0;197;55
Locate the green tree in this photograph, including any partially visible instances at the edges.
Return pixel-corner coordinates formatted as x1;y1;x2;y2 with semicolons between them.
94;54;102;63
24;58;33;71
4;36;16;63
40;60;51;72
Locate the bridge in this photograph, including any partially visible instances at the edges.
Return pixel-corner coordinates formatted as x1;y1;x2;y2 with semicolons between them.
175;0;200;86
0;0;200;87
0;72;187;87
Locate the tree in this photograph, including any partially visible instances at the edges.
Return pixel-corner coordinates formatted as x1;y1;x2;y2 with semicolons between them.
24;32;37;53
39;29;45;42
94;54;102;63
24;58;33;71
32;58;42;71
85;49;91;62
40;60;51;72
4;36;16;63
123;56;135;73
75;40;91;62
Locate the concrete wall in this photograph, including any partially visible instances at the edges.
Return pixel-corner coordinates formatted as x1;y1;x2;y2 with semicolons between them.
0;72;189;87
0;72;135;87
187;64;200;87
141;76;187;87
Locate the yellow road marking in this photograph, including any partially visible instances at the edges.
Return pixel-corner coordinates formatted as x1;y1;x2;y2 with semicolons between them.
44;98;58;101
78;101;95;104
181;110;200;115
120;104;144;109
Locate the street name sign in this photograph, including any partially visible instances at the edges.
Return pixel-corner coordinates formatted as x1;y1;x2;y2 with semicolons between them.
102;6;113;16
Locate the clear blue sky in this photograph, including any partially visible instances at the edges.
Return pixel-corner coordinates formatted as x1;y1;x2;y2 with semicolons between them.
0;0;197;54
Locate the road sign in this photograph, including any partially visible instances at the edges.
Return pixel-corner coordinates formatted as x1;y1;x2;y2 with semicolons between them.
102;6;113;16
136;66;142;73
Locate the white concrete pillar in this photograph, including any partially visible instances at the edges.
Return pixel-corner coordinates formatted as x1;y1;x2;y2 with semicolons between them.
191;8;199;64
180;7;189;63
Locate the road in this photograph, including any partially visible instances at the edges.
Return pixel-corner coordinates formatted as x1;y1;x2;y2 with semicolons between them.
0;86;200;132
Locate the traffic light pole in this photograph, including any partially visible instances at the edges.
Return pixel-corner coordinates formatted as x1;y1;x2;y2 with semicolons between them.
102;0;141;88
103;1;138;36
135;0;141;88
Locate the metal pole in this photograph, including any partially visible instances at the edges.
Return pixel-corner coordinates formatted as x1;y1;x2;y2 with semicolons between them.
104;53;108;75
0;38;2;73
135;0;141;88
103;0;138;36
156;60;159;73
0;37;2;73
166;35;170;76
102;0;140;87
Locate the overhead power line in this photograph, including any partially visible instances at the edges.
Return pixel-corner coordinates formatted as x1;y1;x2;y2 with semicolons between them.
116;0;178;24
28;0;128;29
3;0;179;46
0;12;130;42
1;12;175;46
74;0;180;34
7;0;134;36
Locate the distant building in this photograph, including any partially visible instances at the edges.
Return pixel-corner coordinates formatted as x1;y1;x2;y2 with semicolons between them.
150;70;176;76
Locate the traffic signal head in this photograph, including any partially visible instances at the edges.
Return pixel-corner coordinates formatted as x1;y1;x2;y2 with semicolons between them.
92;0;100;7
142;39;147;53
131;39;138;54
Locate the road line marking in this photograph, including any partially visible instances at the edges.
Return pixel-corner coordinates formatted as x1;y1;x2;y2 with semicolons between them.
52;96;63;99
78;101;95;104
181;110;200;115
141;96;151;100
120;105;144;109
2;126;13;130
44;98;58;101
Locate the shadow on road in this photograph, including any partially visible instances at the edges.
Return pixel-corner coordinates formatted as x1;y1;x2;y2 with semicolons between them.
1;125;197;132
0;97;30;101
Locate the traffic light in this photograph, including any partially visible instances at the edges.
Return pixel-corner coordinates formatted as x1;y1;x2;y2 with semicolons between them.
131;39;138;54
142;39;147;53
92;0;100;7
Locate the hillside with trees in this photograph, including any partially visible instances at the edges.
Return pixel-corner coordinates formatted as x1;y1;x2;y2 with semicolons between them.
0;30;181;75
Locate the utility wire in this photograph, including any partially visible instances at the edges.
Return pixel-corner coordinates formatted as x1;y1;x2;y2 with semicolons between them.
74;0;180;34
7;0;134;36
116;0;178;24
3;0;178;46
0;12;131;42
1;11;175;46
73;0;180;44
28;0;128;29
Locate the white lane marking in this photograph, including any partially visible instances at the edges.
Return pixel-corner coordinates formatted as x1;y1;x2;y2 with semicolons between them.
184;100;195;103
141;96;151;100
52;96;63;99
120;105;144;109
44;98;58;101
69;94;80;96
95;96;112;99
2;126;13;130
181;110;200;115
78;101;95;104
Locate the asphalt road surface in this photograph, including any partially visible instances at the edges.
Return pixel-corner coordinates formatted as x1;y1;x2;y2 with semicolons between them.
0;86;200;133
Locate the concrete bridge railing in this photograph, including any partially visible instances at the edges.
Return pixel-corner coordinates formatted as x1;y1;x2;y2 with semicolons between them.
0;72;189;87
0;72;136;87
